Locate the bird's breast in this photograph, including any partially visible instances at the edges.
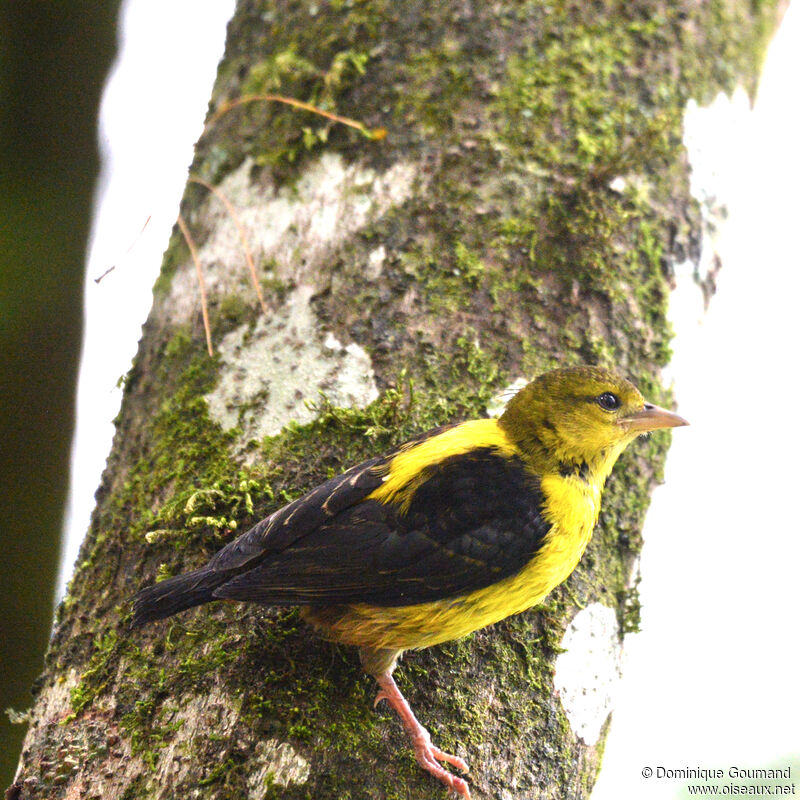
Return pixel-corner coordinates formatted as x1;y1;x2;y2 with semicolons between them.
436;474;601;633
538;473;602;553
311;473;603;653
513;473;602;601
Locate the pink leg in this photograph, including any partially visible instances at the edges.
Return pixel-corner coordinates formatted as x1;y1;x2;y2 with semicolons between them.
374;671;471;799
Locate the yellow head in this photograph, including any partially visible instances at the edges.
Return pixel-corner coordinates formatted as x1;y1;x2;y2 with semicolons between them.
499;365;687;476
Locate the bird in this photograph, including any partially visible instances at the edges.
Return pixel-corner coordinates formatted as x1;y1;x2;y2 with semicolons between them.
131;365;687;798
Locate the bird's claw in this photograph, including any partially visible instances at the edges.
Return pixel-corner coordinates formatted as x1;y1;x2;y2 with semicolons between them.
412;727;471;799
373;689;389;708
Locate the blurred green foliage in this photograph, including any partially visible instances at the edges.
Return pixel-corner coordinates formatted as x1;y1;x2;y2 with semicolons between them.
0;0;120;786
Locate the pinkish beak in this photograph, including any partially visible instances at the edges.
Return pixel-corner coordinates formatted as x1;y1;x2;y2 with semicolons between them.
619;402;689;432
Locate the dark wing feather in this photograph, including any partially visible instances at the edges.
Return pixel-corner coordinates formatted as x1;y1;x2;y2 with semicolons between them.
204;424;458;573
131;454;387;625
214;448;550;607
206;454;387;572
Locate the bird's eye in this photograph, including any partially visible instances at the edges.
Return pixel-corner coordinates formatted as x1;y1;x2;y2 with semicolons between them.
597;392;621;411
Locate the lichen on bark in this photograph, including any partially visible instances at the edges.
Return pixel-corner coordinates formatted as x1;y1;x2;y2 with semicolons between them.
9;1;784;799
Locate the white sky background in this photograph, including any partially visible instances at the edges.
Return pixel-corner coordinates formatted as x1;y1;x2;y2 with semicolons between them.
594;3;800;795
65;1;799;795
60;0;235;590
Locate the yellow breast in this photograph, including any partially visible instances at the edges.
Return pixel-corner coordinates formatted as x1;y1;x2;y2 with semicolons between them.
317;472;602;652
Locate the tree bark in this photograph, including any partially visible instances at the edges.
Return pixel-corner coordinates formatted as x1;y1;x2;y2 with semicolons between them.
8;1;783;799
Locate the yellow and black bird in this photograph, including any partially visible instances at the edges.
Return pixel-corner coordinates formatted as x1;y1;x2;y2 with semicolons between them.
132;365;687;798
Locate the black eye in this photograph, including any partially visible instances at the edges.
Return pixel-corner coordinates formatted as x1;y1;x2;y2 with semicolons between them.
597;392;621;411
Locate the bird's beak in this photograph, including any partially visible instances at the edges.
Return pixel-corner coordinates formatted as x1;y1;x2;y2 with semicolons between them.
619;402;689;432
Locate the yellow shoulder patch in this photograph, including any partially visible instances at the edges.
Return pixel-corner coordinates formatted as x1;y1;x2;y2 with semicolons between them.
368;418;518;509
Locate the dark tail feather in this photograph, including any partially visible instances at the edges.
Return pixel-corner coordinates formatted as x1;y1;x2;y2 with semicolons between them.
131;568;225;627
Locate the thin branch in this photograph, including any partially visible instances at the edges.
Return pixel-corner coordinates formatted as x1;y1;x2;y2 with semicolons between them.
93;265;116;284
177;213;213;357
208;93;387;140
94;215;152;283
189;176;268;315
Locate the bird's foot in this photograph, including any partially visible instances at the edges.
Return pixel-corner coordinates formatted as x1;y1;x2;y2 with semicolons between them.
410;725;471;799
374;674;471;799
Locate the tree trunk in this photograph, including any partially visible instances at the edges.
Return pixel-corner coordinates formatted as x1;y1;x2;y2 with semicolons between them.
8;2;783;799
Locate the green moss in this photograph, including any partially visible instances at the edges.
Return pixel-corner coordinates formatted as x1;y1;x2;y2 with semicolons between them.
148;473;273;546
120;776;148;800
620;577;643;634
240;47;320;96
197;757;241;787
153;229;190;296
68;630;123;718
453;241;485;283
215;293;250;327
113;365;237;547
395;42;473;137
207;35;382;175
495;14;671;178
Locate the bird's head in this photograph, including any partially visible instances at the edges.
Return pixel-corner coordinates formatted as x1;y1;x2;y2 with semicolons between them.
499;365;688;477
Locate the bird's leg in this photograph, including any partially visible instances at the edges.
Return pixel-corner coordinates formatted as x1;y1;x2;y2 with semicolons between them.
374;670;471;799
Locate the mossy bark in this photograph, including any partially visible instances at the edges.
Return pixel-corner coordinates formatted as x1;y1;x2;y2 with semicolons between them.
8;1;783;799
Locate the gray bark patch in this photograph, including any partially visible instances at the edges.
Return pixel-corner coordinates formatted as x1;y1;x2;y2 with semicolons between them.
205;285;378;441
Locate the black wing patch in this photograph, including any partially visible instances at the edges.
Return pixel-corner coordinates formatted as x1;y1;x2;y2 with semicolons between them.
206;454;387;573
204;424;459;574
131;452;389;626
214;448;550;607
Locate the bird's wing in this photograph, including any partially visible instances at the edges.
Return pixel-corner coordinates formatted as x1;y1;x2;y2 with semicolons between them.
205;454;388;572
213;446;550;607
205;425;459;574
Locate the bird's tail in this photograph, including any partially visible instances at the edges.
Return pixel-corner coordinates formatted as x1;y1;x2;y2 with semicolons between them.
131;567;225;627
